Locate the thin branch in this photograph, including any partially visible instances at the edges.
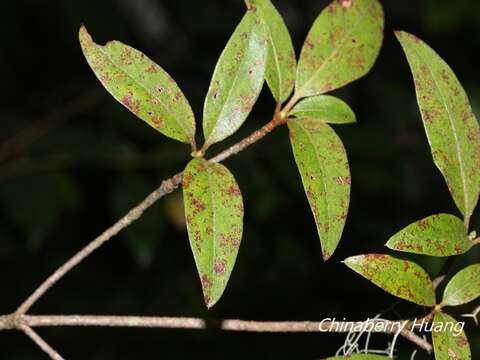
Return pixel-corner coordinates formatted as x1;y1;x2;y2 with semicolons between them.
21;325;65;360
15;117;282;316
473;237;480;246
15;172;182;315
4;315;431;353
461;304;480;326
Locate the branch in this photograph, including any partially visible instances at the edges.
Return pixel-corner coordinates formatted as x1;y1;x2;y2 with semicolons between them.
473;237;480;246
21;324;65;360
15;117;282;316
15;172;183;315
0;315;432;353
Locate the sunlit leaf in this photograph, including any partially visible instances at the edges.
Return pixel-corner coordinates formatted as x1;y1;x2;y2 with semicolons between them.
245;0;296;103
396;31;480;223
296;0;384;97
386;214;472;257
203;11;267;146
432;312;471;360
183;158;244;308
343;254;436;306
291;95;356;124
442;264;480;306
288;118;350;260
79;26;196;145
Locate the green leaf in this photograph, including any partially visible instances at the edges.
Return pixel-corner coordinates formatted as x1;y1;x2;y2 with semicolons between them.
290;95;356;124
288;118;350;260
442;264;480;306
386;214;472;257
183;158;244;308
296;0;384;97
203;11;267;146
79;26;196;146
432;312;471;360
324;355;389;360
343;254;435;306
396;31;480;223
245;0;296;103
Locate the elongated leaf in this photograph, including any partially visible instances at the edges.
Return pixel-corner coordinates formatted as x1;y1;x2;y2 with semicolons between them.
203;11;267;146
291;95;356;124
396;31;480;222
324;355;389;360
296;0;384;97
432;312;471;360
245;0;296;103
183;158;244;308
79;26;196;145
288;118;350;260
442;264;480;306
386;214;472;257
343;254;436;306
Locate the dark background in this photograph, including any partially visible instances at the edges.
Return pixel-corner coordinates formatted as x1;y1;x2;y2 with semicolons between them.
0;0;479;358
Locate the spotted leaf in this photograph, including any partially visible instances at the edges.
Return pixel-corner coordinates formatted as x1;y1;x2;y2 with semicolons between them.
324;355;390;360
288;118;350;260
396;31;480;224
432;312;471;360
343;254;436;306
296;0;384;97
291;95;356;124
79;26;196;145
386;214;472;257
203;10;267;147
183;158;243;308
442;264;480;306
245;0;296;103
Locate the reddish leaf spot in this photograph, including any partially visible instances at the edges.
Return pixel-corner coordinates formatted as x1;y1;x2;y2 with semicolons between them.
214;260;226;274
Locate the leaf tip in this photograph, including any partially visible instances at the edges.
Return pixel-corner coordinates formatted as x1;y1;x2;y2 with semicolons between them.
78;24;90;41
384;238;395;250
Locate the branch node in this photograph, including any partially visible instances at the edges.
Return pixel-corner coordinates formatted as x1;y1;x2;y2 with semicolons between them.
0;313;26;331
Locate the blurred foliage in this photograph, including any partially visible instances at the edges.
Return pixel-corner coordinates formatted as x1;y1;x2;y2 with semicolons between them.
0;0;479;359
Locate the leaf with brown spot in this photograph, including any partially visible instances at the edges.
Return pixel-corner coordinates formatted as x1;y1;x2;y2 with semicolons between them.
343;254;436;306
203;10;267;146
432;312;471;360
79;26;196;145
183;158;244;308
296;0;384;97
442;264;480;306
291;95;356;124
386;214;472;257
323;355;390;360
245;0;296;103
288;118;350;260
396;31;480;224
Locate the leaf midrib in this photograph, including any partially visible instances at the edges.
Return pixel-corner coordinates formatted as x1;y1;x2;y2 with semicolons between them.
206;18;259;142
294;121;331;245
94;42;192;140
296;1;374;96
408;41;469;216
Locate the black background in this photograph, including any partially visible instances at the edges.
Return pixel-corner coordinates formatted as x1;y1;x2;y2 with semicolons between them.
0;0;479;358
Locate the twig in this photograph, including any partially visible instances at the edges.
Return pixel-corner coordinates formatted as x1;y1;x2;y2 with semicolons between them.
432;275;446;290
461;304;480;325
15;172;183;315
0;315;432;353
473;237;480;246
21;325;65;360
15;116;283;316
